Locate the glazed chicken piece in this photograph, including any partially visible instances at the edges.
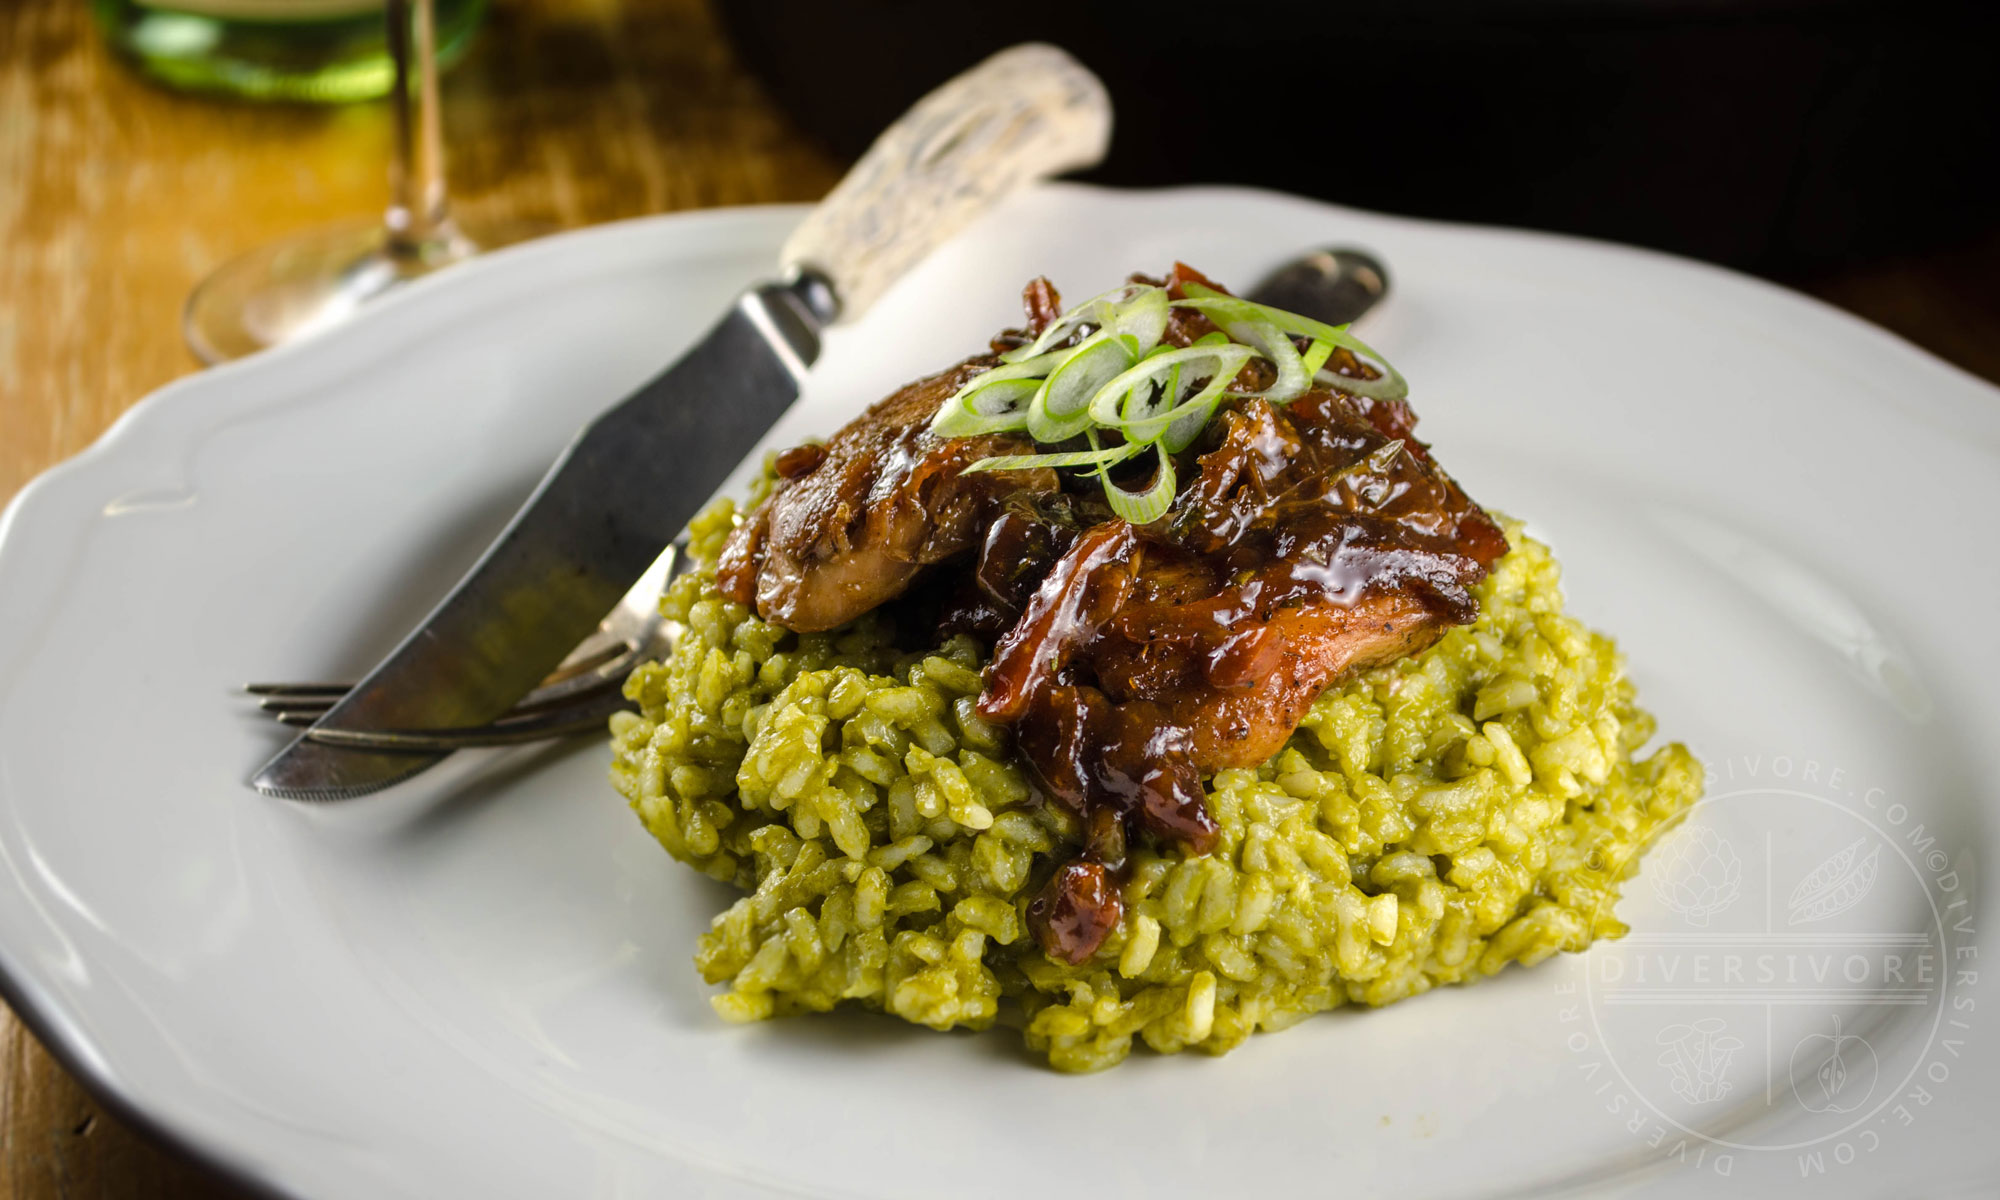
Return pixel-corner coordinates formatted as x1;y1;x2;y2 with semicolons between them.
717;360;1058;631
716;279;1077;631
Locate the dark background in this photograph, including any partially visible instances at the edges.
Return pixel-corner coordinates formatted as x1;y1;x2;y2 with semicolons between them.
720;0;2000;273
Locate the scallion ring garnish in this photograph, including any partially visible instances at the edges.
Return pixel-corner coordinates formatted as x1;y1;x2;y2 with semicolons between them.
1027;329;1137;443
1102;441;1177;524
1174;283;1408;402
930;278;1408;524
999;282;1163;364
929;351;1067;438
1090;342;1255;446
961;441;1143;475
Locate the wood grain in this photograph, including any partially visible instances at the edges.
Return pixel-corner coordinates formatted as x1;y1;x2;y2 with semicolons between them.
0;0;841;507
1;1;1996;1196
0;1;836;1196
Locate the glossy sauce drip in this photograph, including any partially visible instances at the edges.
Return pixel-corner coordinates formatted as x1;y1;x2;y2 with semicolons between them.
978;381;1507;965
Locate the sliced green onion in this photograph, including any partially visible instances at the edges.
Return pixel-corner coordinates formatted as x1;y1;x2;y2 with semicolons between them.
932;276;1417;526
1136;360;1181;436
1300;338;1335;378
1087;342;1255;436
1110;285;1169;353
1210;314;1309;404
961;442;1143;475
1028;329;1134;443
1102;442;1177;524
1159;370;1231;453
930;351;1067;435
1000;283;1165;364
1160;361;1245;452
1312;361;1408;403
1176;283;1408;401
1078;427;1123;479
928;378;1039;437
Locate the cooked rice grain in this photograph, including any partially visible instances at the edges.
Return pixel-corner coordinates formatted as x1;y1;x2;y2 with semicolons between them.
609;499;1702;1071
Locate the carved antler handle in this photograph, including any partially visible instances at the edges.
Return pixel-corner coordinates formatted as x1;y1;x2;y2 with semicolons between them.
780;43;1113;321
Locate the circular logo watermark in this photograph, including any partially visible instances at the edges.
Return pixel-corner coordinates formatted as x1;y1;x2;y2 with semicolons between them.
1554;754;1979;1184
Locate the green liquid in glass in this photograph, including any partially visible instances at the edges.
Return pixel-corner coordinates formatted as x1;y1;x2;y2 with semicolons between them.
91;0;487;103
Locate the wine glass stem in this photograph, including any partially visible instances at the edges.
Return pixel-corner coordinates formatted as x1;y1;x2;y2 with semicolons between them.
384;0;453;262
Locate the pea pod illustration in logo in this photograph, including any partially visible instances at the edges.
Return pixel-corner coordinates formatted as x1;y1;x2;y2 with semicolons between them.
1787;837;1882;926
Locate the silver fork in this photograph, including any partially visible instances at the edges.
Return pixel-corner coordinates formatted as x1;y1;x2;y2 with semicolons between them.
245;541;687;751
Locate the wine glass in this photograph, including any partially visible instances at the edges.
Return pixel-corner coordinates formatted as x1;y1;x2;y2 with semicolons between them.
182;0;528;363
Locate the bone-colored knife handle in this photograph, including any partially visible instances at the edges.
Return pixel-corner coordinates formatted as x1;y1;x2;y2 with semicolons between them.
780;43;1112;322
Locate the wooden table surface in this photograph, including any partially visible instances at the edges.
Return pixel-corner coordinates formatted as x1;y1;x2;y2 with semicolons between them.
1;1;1995;1196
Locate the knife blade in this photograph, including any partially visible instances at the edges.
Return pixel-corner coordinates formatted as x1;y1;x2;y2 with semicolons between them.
251;42;1112;800
251;275;833;799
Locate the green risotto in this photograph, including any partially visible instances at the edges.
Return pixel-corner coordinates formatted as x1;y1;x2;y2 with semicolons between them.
609;497;1702;1072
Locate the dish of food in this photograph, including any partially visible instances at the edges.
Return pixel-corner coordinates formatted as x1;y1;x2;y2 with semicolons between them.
1;187;1996;1198
613;264;1701;1069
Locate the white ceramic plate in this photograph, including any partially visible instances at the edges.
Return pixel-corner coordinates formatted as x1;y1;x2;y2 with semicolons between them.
3;186;1998;1199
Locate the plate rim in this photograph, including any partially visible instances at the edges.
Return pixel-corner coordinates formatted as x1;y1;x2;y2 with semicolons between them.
0;198;814;1200
1;182;1996;1200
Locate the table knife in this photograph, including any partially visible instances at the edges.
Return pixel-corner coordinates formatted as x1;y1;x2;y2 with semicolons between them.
252;42;1112;800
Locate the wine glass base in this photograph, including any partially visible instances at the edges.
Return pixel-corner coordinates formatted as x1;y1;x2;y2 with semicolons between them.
182;217;542;365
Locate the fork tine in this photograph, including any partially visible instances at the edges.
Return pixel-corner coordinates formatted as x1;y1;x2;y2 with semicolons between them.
245;538;684;753
536;637;630;686
297;692;636;750
254;641;645;724
258;695;341;715
260;668;635;723
242;628;641;703
276;696;635;743
243;682;349;697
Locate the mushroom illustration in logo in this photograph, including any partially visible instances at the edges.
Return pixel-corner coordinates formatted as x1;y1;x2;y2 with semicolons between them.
1657;1018;1743;1104
1790;1015;1878;1114
1650;825;1742;926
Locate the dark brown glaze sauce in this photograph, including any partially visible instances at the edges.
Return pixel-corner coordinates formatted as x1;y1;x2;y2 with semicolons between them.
719;266;1507;965
717;360;1058;632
